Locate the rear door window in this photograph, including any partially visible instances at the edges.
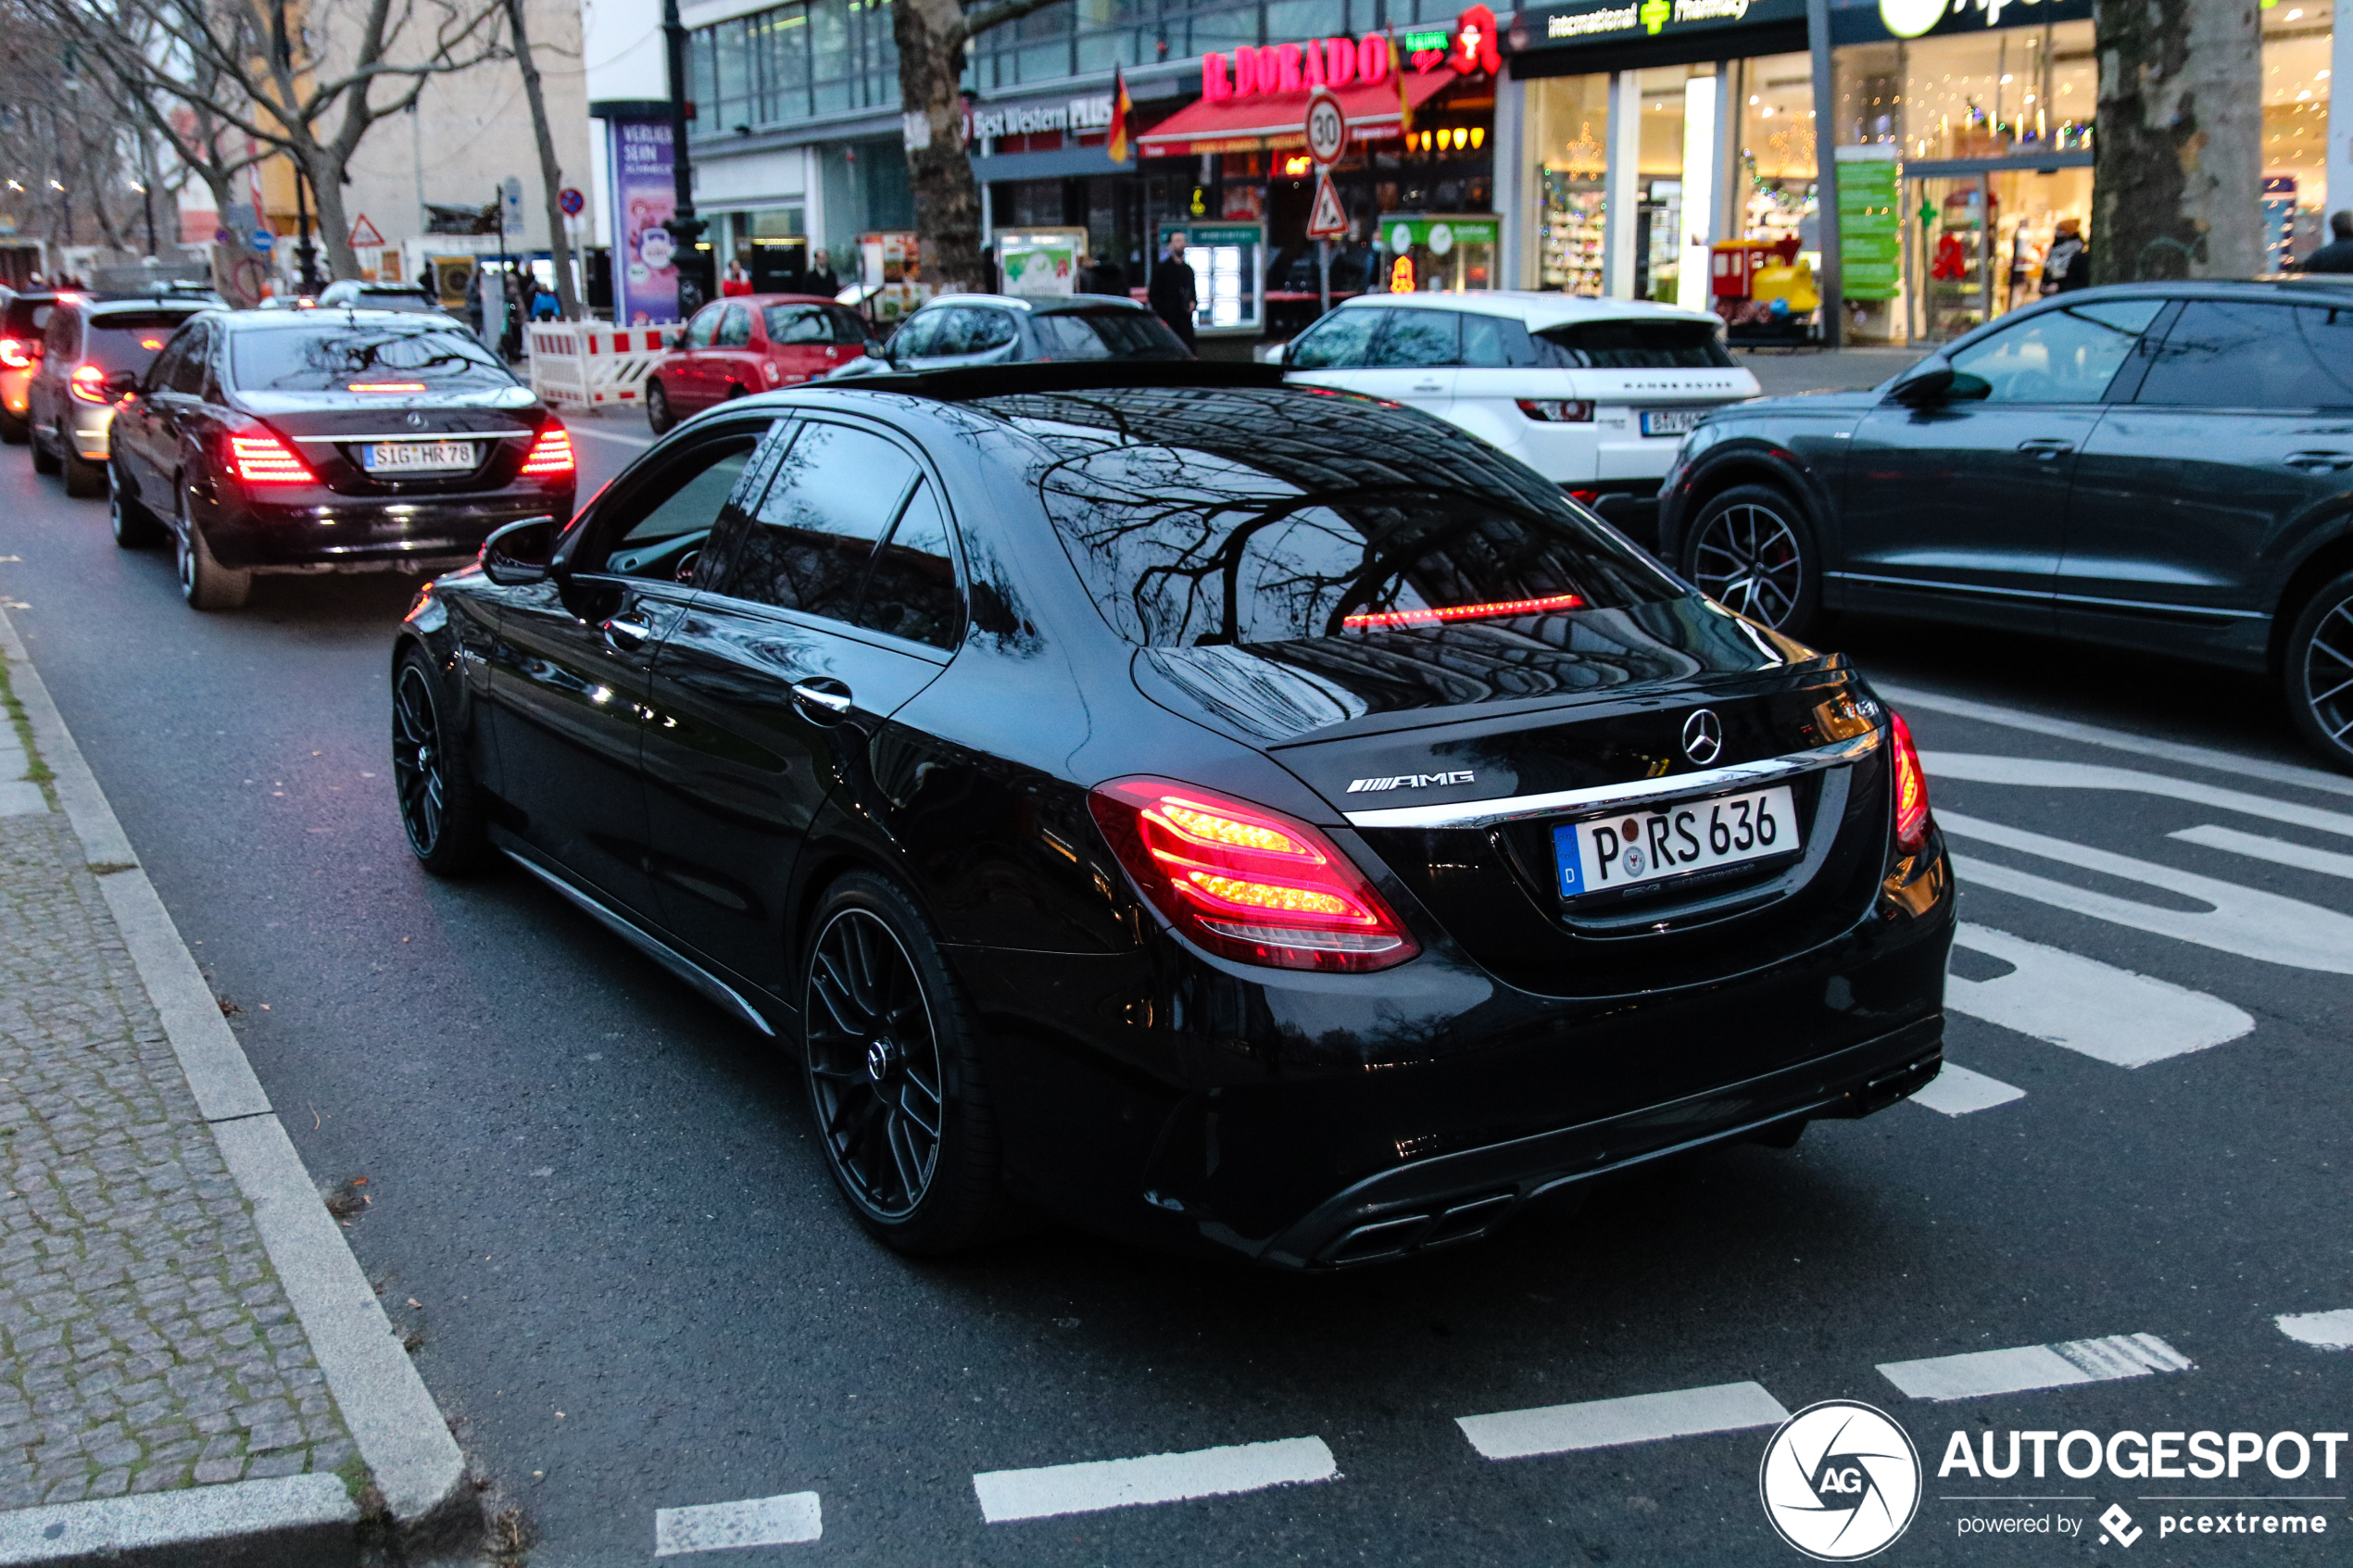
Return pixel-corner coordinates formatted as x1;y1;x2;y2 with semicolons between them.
1461;313;1544;368
2133;300;2353;408
1366;309;1461;368
856;479;962;649
168;325;212;395
717;305;753;347
966;309;1019;353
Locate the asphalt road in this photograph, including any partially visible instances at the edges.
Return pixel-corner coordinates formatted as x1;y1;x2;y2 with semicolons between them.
0;413;2347;1568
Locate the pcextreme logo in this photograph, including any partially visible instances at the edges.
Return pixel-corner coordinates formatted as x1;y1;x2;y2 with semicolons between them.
1759;1400;1923;1561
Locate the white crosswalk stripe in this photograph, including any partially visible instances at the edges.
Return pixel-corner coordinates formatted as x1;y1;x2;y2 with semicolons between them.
2275;1310;2353;1350
1919;752;2353;839
1878;1334;2193;1402
971;1436;1338;1523
653;1491;822;1555
1944;923;2253;1067
2171;822;2353;881
1456;1382;1791;1460
1909;1061;2025;1115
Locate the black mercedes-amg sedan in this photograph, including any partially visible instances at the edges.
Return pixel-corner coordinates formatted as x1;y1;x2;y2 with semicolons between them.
107;308;575;610
390;363;1953;1267
1655;279;2353;773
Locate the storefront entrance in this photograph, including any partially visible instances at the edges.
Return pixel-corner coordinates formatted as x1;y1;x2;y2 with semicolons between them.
1903;160;2091;343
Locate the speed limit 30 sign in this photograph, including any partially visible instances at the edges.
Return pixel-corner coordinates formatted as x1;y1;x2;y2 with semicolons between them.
1302;87;1346;167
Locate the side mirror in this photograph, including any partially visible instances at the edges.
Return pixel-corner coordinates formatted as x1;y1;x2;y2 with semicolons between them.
481;515;558;585
104;370;139;400
1889;364;1955;407
864;339;887;359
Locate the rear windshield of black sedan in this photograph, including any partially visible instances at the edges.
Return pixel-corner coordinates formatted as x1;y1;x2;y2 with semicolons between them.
1003;392;1677;646
230;325;515;392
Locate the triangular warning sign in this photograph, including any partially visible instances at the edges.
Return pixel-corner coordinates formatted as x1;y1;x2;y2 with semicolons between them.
347;213;386;248
1305;172;1347;239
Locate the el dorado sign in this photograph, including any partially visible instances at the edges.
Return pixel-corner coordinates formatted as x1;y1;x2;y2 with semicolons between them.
1199;6;1502;99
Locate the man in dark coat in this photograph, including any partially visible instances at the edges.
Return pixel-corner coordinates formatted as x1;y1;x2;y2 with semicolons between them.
2040;218;2090;295
1148;233;1198;351
2298;211;2353;272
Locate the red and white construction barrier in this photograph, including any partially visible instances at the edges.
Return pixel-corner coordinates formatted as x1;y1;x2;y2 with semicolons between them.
524;321;671;410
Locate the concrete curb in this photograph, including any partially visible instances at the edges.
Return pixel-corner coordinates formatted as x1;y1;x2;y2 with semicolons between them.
0;608;478;1564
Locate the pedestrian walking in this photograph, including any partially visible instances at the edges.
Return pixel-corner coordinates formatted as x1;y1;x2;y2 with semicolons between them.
807;249;840;299
2040;217;2090;295
722;260;753;297
2297;210;2353;272
1149;233;1198;351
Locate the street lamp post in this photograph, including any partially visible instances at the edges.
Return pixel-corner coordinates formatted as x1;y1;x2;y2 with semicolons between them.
661;0;707;317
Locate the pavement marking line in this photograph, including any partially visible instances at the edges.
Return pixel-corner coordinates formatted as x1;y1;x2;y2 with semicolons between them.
569;422;653;446
653;1491;823;1555
2171;823;2353;882
1920;752;2353;838
1940;810;2353;974
972;1436;1338;1523
1880;684;2353;800
1944;922;2254;1067
2276;1309;2353;1350
1906;1061;2027;1115
1879;1334;2193;1401
1455;1381;1791;1461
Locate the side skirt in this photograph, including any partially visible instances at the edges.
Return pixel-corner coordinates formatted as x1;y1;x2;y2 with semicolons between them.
500;848;780;1039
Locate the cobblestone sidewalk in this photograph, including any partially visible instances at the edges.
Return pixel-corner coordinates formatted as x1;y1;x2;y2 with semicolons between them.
0;694;358;1511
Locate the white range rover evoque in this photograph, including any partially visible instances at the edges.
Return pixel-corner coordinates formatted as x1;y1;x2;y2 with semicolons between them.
1279;292;1760;550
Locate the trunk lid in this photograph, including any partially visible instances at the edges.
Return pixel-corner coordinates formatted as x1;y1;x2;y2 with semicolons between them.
235;387;543;496
1130;597;1894;996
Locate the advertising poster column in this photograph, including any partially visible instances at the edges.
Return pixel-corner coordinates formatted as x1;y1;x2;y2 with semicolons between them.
609;116;682;326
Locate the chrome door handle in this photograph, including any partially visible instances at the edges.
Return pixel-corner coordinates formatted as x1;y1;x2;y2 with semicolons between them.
790;680;853;719
2285;450;2353;470
2016;439;2075;458
1411;381;1445;392
603;616;654;649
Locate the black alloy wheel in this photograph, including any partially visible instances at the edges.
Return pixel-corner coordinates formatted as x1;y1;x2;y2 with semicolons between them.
801;872;1008;1253
2284;568;2353;773
107;458;160;548
1682;483;1822;640
391;651;490;874
646;381;674;435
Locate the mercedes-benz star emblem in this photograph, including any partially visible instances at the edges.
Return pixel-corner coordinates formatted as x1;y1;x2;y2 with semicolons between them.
1682;708;1723;765
405;411;426;429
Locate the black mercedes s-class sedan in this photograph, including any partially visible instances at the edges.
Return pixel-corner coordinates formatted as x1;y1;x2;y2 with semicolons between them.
390;363;1953;1267
1655;279;2353;772
107;308;576;610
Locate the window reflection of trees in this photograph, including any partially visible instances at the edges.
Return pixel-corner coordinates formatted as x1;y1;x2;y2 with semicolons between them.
711;421;915;620
984;389;1672;649
233;328;510;391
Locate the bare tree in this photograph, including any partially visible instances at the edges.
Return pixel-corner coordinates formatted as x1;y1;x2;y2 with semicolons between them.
2092;0;2262;281
58;0;507;280
502;0;576;318
893;0;1074;295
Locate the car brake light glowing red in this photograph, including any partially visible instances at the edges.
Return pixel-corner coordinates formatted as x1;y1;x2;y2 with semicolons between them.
227;432;313;484
69;364;110;404
1087;778;1418;972
348;382;427;393
1890;710;1931;855
518;424;574;477
0;338;27;369
1342;592;1585;630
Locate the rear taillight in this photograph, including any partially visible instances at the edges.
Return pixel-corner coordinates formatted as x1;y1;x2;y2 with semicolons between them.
1890;710;1931;856
519;424;574;477
1087;777;1419;972
69;364;109;404
1517;398;1594;422
0;338;29;369
226;432;313;485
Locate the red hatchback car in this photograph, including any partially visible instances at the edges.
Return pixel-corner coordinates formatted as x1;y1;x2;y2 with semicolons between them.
645;294;874;433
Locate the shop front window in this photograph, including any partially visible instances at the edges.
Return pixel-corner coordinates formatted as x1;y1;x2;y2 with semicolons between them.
1529;73;1609;295
1736;54;1817;248
2264;4;2332;266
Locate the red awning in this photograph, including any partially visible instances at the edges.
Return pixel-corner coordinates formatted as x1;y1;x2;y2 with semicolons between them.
1138;72;1455;158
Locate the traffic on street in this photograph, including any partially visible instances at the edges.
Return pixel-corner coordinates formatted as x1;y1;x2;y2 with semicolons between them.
0;319;2347;1564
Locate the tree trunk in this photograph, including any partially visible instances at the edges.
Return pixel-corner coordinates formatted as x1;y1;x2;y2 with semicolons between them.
2092;0;2262;282
303;146;363;280
505;0;580;319
892;0;983;295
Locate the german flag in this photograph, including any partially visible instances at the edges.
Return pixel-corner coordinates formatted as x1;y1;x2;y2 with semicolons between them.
1108;67;1133;163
